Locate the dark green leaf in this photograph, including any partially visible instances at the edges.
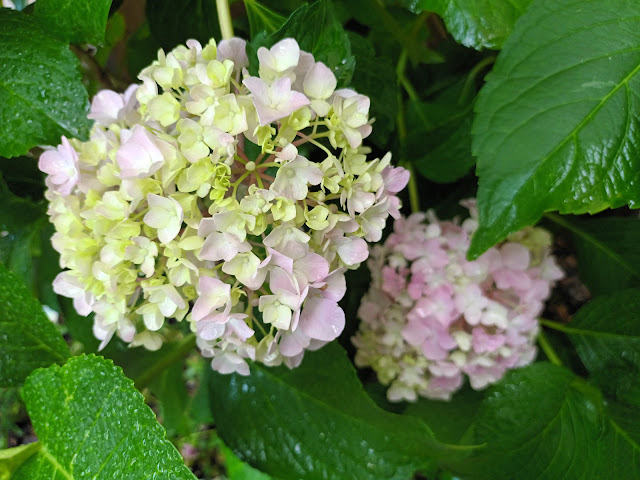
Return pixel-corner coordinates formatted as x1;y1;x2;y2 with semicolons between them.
405;80;475;183
146;0;221;52
403;386;484;444
152;361;193;437
559;289;640;392
462;363;607;480
0;443;40;480
0;262;69;387
248;0;355;86
348;33;398;146
244;0;286;36
34;0;113;45
416;0;532;50
548;214;640;296
0;10;91;157
191;364;215;425
470;0;640;257
59;296;100;352
0;156;45;200
209;343;451;480
14;355;196;479
0;175;45;287
0;173;59;308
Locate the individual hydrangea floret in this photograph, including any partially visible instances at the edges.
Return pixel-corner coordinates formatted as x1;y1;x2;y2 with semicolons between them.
41;36;408;375
352;201;563;402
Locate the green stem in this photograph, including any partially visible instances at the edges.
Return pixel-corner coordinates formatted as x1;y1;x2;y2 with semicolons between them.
407;163;420;214
134;334;197;389
216;0;234;40
459;56;496;105
537;329;563;366
396;49;419;101
396;71;420;214
539;317;575;334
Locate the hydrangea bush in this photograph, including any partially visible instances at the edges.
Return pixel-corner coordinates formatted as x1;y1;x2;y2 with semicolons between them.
353;202;563;401
2;0;640;479
39;36;408;374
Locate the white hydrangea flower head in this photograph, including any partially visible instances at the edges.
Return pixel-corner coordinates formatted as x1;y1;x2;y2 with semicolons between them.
41;36;409;375
352;201;564;402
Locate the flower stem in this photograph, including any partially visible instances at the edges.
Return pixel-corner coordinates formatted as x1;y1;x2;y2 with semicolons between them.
537;327;563;367
216;0;234;40
406;163;420;214
459;56;495;105
396;49;419;101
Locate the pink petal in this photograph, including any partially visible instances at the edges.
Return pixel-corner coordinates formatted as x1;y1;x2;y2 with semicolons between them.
299;297;345;341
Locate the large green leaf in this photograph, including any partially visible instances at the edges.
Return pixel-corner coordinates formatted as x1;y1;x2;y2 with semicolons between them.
403;386;484;445
248;0;355;86
0;263;69;387
13;355;196;479
460;363;618;480
553;289;640;390
548;214;640;296
209;343;450;480
146;0;221;52
244;0;286;37
0;10;91;158
414;0;532;50
34;0;113;45
539;292;640;476
469;0;640;257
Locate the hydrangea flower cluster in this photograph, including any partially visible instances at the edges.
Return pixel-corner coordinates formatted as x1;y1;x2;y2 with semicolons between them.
352;202;563;402
39;36;409;375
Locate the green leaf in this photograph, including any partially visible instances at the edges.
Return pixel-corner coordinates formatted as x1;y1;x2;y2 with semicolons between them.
462;362;640;479
470;0;640;257
416;0;532;50
0;175;46;287
13;355;196;480
462;363;607;479
209;343;450;480
553;290;640;390
348;33;398;146
190;363;215;425
599;400;640;478
151;361;193;437
0;174;59;308
244;0;287;36
405;80;475;183
34;0;113;45
146;0;221;52
222;444;275;480
248;0;355;86
547;214;640;296
0;10;91;158
0;262;69;387
403;386;484;445
0;443;40;480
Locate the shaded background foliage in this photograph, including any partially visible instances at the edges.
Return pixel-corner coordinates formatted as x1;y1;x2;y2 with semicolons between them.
1;0;640;479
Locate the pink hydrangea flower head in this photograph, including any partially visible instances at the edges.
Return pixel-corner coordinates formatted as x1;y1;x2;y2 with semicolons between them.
39;35;408;376
353;201;564;402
